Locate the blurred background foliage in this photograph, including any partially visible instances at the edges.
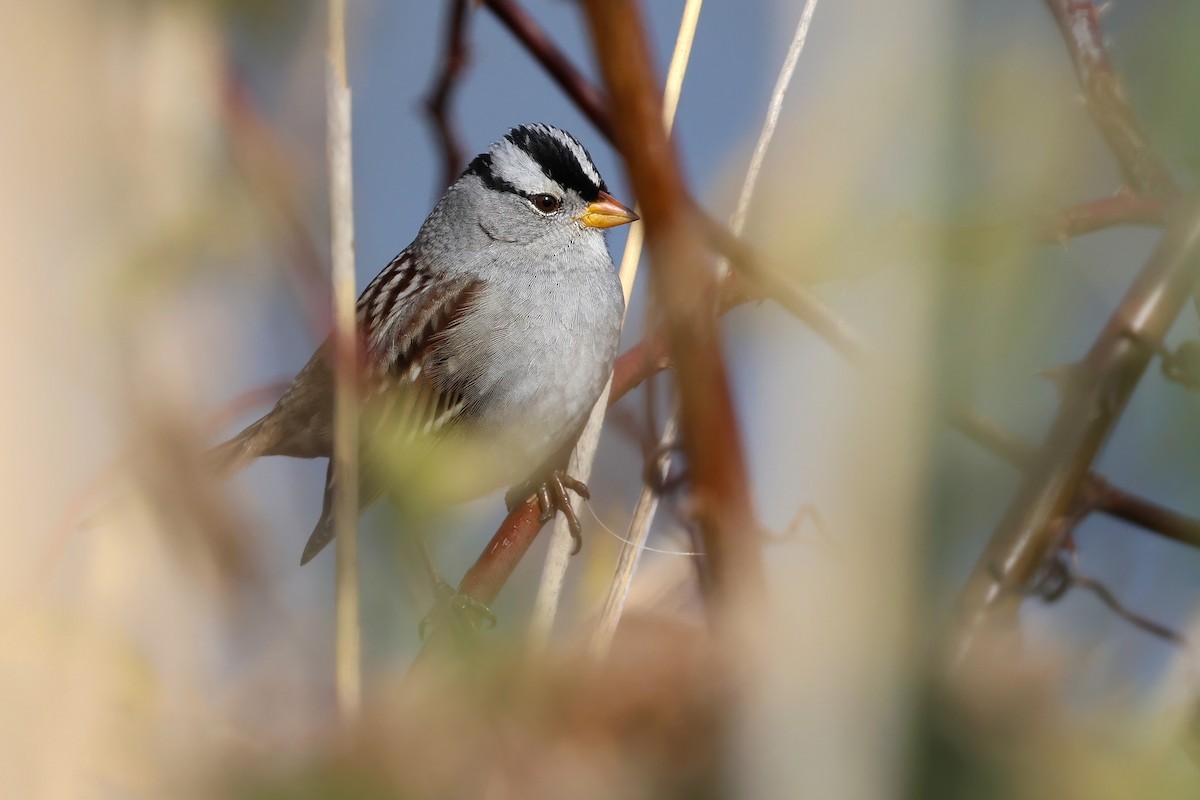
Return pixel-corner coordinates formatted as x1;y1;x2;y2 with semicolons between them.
2;0;1199;797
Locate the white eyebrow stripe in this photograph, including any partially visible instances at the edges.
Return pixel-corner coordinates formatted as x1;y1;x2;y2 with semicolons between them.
490;139;563;196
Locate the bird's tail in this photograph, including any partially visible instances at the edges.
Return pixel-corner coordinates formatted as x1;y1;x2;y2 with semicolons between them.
299;460;385;565
206;413;277;478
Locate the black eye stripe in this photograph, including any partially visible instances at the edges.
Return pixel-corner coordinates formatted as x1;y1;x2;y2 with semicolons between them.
467;153;517;195
466;154;566;213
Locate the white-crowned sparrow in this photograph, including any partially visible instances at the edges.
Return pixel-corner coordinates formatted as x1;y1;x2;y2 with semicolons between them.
212;123;637;565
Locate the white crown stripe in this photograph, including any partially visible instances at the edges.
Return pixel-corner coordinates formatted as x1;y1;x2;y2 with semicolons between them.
490;140;556;196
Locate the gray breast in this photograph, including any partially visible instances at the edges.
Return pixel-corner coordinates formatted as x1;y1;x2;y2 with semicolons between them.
436;251;624;474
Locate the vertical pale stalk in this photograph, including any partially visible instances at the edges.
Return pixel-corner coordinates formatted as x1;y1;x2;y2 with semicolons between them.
527;0;704;650
327;0;360;721
588;414;676;658
589;0;822;659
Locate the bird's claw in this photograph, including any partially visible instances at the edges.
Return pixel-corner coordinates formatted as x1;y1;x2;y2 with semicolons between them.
535;470;590;555
418;578;496;640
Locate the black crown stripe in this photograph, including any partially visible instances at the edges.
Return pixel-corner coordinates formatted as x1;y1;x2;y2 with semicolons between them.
504;125;605;202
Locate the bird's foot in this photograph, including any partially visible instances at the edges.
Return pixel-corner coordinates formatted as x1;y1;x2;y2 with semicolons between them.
419;578;496;641
536;470;590;555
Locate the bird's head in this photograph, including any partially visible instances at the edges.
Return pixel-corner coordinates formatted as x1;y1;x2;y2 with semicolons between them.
443;123;637;250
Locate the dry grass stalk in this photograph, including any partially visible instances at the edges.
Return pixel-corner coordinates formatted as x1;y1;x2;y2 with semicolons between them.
326;0;361;721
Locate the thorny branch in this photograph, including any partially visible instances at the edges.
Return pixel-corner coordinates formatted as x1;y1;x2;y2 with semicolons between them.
953;190;1200;659
951;0;1196;660
948;408;1200;550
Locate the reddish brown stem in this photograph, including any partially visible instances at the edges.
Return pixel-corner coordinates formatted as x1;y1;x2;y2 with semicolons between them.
219;56;331;336
611;334;671;405
1045;0;1180;200
457;499;545;604
948;408;1200;550
1037;192;1167;241
483;0;614;141
405;499;544;670
582;0;763;602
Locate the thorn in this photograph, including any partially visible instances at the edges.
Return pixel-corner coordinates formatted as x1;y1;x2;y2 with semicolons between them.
1161;340;1200;392
1037;362;1081;397
1096;1;1114;17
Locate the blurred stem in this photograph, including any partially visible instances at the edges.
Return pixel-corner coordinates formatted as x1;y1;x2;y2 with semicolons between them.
591;0;820;659
953;190;1200;663
590;413;678;658
327;0;360;722
1044;0;1180;200
607;259;1200;551
220;56;331;336
726;0;820;243
1037;193;1166;242
583;0;764;608
947;408;1200;549
570;0;704;657
483;0;613;141
528;0;703;652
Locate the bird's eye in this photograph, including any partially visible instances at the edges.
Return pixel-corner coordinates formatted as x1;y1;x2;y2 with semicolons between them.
530;193;561;214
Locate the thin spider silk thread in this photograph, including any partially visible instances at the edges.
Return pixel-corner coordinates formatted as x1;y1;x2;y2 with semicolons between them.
583;499;704;557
